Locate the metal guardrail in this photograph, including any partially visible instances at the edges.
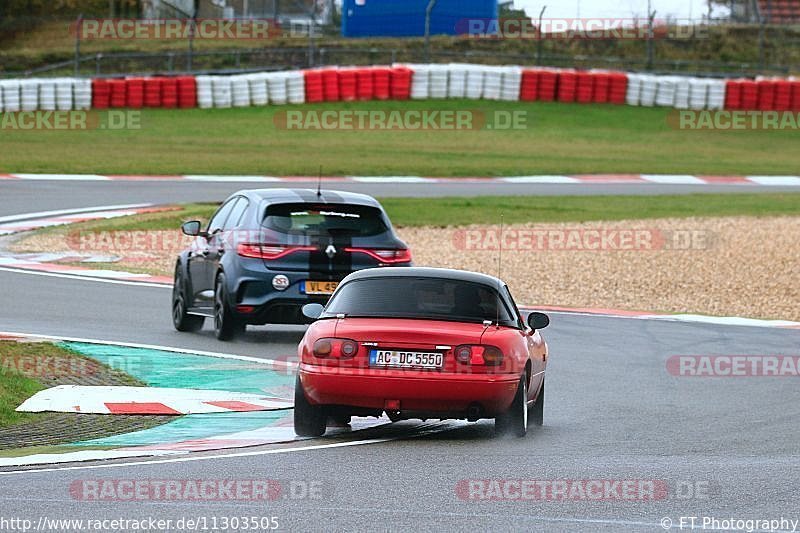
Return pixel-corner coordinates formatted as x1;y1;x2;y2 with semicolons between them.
7;45;793;80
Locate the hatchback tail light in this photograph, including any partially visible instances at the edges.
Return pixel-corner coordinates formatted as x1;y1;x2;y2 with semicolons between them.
454;345;504;366
312;338;359;358
237;243;316;260
344;247;412;264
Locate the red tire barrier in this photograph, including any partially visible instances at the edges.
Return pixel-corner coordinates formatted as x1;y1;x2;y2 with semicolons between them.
608;72;628;104
774;80;792;111
92;79;111;109
556;71;576;102
304;70;325;103
321;69;340;102
161;77;178;108
519;69;539;101
756;80;776;111
144;77;162;107
390;67;412;100
356;68;374;100
373;67;391;100
740;80;758;110
724;80;742;110
792;81;800;112
109;79;127;108
537;70;557;101
177;76;197;108
126;78;144;109
339;69;357;102
576;72;594;104
593;72;610;103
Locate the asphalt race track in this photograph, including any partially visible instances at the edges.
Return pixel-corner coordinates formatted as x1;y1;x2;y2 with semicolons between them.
0;179;798;531
2;178;800;217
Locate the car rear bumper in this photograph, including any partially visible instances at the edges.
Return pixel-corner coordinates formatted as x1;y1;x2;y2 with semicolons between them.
299;364;520;417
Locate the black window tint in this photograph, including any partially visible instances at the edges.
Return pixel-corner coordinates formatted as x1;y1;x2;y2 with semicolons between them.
225;198;249;230
262;203;388;237
207;198;238;234
325;278;515;326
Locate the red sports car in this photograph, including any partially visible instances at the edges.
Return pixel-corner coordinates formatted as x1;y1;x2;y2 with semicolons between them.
294;267;550;437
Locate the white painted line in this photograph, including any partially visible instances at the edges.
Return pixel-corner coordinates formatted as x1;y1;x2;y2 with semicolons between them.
0;266;172;288
0;450;186;468
183;175;282;182
10;174;110;181
0;204;153;224
640;174;706;184
349;176;436;183
639;313;800;328
499;176;578;184
0;330;298;368
18;385;291;415
0;438;394;475
746;176;800;186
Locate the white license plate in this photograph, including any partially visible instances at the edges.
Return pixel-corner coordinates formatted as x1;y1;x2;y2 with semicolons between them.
369;350;443;369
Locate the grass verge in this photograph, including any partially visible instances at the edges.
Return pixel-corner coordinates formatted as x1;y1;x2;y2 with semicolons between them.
0;341;170;451
2;101;800;175
15;193;800;238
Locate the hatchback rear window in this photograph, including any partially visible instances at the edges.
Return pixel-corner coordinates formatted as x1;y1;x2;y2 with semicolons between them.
262;203;388;237
324;277;516;326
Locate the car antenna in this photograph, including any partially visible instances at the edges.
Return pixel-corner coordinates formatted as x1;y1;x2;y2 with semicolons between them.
316;166;323;200
496;214;503;328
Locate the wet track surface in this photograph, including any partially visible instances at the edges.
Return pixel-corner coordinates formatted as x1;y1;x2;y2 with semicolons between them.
0;179;798;531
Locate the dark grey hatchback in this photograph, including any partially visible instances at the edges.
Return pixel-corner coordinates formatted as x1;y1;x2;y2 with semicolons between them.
172;188;412;340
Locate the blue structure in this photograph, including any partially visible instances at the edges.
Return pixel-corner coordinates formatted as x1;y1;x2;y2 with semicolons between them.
341;0;498;38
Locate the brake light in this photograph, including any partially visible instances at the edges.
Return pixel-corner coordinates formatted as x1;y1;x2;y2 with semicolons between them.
237;243;316;260
312;338;359;359
344;247;412;264
454;345;504;366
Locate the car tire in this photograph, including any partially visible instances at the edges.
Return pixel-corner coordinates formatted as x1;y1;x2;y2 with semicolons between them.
214;273;240;341
530;378;544;427
172;265;204;332
294;376;327;437
495;375;528;437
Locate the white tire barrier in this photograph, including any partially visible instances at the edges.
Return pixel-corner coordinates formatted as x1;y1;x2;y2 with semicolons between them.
447;64;467;98
231;75;251;107
286;70;305;104
211;76;232;108
465;65;485;99
267;72;288;105
248;73;269;106
483;66;503;100
196;75;214;109
500;66;522;101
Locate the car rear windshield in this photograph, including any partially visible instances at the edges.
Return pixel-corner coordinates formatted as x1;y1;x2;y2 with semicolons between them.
262;203;388;237
324;277;517;326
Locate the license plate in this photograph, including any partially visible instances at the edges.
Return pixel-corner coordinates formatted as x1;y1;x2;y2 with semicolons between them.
302;280;339;295
369;350;443;369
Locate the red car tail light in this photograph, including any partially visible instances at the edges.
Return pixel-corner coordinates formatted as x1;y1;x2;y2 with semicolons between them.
237;243;316;260
344;247;412;264
454;345;504;367
312;338;359;359
313;339;333;357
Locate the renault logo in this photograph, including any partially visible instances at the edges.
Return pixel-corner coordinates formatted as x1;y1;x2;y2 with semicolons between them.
325;244;337;258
